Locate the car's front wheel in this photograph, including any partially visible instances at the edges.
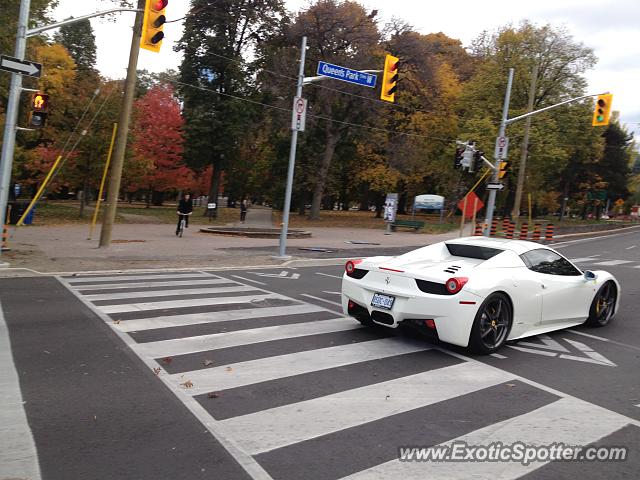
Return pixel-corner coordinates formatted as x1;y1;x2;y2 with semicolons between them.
585;281;617;327
468;292;512;354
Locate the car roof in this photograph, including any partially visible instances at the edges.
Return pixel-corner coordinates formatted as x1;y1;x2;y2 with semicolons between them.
446;236;549;255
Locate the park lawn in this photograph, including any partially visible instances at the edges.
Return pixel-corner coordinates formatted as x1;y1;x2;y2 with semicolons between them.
273;210;459;233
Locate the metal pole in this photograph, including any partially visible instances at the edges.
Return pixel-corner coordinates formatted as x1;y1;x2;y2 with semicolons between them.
276;36;307;259
89;123;118;240
512;64;538;219
99;0;145;248
484;68;514;236
0;0;31;259
459;194;468;237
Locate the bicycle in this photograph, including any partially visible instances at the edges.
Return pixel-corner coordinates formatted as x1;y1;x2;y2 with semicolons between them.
176;212;191;237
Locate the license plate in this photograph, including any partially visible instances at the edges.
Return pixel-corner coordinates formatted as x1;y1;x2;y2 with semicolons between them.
371;293;395;310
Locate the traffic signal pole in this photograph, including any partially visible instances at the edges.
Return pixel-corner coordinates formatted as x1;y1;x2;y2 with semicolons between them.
0;0;30;260
483;68;514;236
99;0;146;248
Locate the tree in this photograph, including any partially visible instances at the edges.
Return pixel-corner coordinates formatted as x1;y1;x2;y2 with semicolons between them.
54;18;97;73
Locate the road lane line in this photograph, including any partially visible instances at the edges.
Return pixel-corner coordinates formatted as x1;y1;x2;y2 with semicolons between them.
221;362;514;455
231;275;267;286
315;272;343;279
115;304;323;332
85;285;257;302
490;353;507;359
98;293;283;314
591;260;633;266
66;273;214;283
0;301;42;480
342;397;631;480
132;318;357;358
73;278;234;291
168;337;430;395
301;293;342;307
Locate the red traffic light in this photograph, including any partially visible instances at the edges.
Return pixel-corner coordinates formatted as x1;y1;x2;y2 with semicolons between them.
153;0;168;11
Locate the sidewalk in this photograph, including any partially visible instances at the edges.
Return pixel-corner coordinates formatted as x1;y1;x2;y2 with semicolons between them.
0;214;469;274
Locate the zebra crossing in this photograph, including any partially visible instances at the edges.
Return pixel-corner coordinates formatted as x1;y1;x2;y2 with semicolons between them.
59;270;638;480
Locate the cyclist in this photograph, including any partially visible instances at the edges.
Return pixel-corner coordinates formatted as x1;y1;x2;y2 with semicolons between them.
176;193;193;236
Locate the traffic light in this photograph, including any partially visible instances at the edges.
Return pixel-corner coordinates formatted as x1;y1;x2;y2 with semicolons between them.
454;147;464;169
141;0;168;53
498;161;509;179
592;93;613;127
380;54;399;102
29;92;49;128
473;150;484;172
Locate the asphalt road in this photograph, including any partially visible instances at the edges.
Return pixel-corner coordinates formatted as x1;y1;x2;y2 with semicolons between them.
1;229;639;480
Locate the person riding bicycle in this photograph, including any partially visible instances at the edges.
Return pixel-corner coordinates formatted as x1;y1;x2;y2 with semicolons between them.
176;193;193;236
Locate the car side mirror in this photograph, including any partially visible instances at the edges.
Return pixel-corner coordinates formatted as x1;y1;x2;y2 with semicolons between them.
584;270;597;281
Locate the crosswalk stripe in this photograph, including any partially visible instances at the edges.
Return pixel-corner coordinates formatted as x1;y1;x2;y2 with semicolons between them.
591;260;633;266
169;337;430;395
116;303;326;332
132;317;356;358
73;279;234;291
98;293;284;314
342;396;631;480
220;362;515;455
85;285;254;302
66;273;214;284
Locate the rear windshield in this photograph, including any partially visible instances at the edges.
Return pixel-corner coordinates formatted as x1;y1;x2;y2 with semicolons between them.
445;243;503;260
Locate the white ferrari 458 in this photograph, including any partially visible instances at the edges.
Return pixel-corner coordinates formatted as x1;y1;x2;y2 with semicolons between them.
341;236;620;354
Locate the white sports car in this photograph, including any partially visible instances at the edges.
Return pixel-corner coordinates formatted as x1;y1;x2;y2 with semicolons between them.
341;237;620;353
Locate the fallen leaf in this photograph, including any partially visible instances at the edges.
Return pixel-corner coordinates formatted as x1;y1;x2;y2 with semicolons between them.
181;380;194;388
506;383;516;387
207;392;220;399
226;366;233;372
203;359;214;367
162;357;172;364
113;320;121;325
153;367;161;375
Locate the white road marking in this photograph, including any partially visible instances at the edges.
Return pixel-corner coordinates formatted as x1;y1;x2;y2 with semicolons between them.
343;397;631;480
301;293;342;307
169;337;430;395
315;272;343;279
66;273;214;283
322;291;342;296
115;303;323;332
626;245;637;249
561;338;617;367
0;302;42;480
252;270;300;280
132;318;357;358
508;345;557;356
73;278;234;291
509;337;616;367
85;285;257;302
516;335;569;352
568;257;600;263
567;329;610;342
230;275;267;286
221;362;515;455
490;353;507;359
591;260;633;266
98;293;283;314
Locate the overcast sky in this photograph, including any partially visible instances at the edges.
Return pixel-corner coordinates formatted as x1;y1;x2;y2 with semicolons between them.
51;0;640;140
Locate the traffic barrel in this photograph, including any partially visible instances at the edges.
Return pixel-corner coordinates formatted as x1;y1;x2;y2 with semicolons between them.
506;222;515;239
490;219;498;237
473;222;483;236
2;225;10;251
501;217;510;236
519;222;529;240
544;223;555;243
532;223;542;242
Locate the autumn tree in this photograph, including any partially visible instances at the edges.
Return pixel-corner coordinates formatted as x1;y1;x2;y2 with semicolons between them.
54;18;97;73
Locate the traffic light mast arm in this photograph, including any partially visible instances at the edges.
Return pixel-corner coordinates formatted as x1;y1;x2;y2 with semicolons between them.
505;92;609;126
26;8;142;37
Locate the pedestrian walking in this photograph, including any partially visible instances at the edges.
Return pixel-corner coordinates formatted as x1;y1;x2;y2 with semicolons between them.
240;199;248;223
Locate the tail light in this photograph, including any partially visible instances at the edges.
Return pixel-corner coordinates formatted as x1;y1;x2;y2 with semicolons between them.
445;277;468;294
345;259;363;275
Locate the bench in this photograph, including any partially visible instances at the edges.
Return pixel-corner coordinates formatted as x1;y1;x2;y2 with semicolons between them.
390;220;425;232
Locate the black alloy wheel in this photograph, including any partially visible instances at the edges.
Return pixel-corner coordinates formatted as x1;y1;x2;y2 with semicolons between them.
469;292;512;354
586;281;617;327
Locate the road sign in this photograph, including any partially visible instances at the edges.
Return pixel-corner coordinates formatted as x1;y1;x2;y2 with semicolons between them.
0;55;42;78
291;96;307;132
457;191;484;219
486;182;505;191
494;136;509;160
316;61;377;88
615;198;625;207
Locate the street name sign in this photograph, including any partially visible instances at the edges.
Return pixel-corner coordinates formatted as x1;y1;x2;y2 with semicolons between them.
316;61;376;88
291;96;307;132
486;182;505;191
0;55;42;78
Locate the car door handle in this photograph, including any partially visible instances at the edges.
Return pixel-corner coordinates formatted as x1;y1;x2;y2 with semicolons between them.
541;283;547;289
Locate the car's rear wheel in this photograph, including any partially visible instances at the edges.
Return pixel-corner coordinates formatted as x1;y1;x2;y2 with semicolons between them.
585;281;617;327
469;292;512;354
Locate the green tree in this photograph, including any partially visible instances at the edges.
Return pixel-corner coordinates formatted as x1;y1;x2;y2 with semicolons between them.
54;18;97;72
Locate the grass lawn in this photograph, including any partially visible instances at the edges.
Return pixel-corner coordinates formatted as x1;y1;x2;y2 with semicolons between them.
273;210;459;233
18;201;238;226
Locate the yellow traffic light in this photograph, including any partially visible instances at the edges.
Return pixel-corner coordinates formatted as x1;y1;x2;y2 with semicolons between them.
141;0;168;53
498;161;509;179
380;54;399;103
592;93;613;127
29;92;49;128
